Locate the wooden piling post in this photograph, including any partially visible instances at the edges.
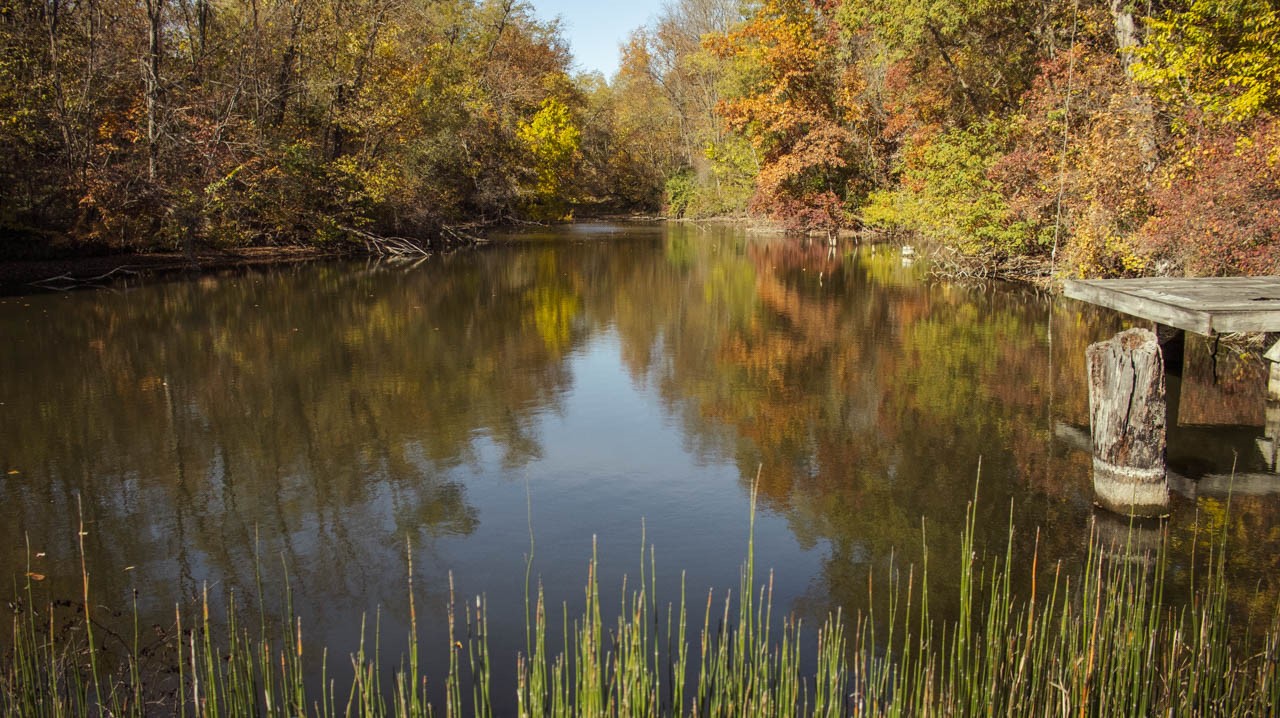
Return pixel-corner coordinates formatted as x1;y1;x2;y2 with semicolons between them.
1260;340;1280;471
1087;328;1170;517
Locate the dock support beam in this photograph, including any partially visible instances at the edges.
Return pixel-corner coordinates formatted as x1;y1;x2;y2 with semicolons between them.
1087;328;1170;517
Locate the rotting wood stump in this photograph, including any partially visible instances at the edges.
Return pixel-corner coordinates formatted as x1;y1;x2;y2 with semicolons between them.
1087;328;1170;517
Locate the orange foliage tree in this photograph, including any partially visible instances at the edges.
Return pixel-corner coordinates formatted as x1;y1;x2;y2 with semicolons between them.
707;0;860;231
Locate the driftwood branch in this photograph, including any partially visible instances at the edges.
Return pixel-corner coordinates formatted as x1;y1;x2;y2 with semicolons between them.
30;265;141;287
927;246;996;280
499;214;548;227
342;226;431;257
440;224;486;245
926;246;1048;281
343;224;485;255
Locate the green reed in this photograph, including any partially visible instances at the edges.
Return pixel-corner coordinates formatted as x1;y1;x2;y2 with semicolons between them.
4;477;1278;716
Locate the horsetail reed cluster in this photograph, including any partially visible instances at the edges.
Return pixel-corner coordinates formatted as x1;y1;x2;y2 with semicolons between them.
4;480;1279;716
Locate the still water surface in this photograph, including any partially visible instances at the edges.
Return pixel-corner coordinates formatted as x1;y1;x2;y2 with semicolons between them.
2;222;1277;704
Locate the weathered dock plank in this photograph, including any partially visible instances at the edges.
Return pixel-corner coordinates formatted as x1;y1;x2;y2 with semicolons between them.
1064;277;1280;334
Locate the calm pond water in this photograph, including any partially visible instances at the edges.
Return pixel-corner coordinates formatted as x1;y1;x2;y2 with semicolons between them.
2;222;1278;707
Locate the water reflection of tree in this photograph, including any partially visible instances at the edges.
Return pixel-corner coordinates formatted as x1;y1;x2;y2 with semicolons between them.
3;229;1276;669
603;227;1278;634
0;252;587;624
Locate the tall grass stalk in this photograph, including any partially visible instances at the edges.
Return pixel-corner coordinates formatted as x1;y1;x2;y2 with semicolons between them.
4;477;1279;716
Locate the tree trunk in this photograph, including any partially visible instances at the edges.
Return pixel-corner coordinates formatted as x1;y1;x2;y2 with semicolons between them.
44;0;78;180
1110;0;1140;76
144;0;164;181
272;0;304;128
925;22;982;116
1087;328;1170;517
1111;0;1159;173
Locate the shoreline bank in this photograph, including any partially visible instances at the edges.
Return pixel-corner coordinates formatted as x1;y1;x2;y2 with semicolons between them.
0;245;353;294
0;222;1072;296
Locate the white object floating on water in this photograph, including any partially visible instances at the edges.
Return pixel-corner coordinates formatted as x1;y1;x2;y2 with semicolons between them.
901;245;916;257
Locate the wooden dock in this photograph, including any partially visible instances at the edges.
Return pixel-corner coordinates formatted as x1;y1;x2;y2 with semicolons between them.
1063;276;1280;517
1064;277;1280;335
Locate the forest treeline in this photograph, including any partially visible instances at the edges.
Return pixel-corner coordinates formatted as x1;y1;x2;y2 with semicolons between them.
2;0;1278;276
622;0;1280;277
0;0;625;255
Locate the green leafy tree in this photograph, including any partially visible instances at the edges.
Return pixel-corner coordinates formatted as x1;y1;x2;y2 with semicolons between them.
865;122;1041;257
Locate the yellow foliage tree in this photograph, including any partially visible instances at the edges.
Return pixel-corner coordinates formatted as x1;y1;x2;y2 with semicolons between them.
517;97;582;220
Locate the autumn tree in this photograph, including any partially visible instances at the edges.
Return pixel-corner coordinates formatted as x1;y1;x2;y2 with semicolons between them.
0;0;585;255
1128;0;1280;276
609;0;753;217
707;0;859;230
1135;0;1280;126
517;96;582;219
582;40;680;208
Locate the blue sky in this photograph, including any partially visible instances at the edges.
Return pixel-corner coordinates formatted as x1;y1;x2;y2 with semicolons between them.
528;0;664;77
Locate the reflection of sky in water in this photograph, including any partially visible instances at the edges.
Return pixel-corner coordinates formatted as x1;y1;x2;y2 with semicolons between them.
428;331;818;705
